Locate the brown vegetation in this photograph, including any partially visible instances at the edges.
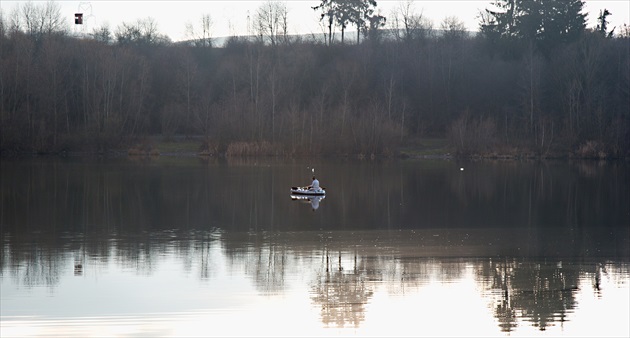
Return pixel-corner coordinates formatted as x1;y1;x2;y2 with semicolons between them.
225;141;284;157
128;140;160;157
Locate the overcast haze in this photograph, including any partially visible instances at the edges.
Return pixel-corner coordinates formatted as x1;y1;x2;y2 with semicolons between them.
1;0;629;41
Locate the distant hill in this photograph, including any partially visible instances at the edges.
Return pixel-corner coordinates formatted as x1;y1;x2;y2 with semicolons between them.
177;28;477;47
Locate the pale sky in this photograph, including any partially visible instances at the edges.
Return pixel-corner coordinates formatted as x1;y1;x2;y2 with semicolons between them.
1;0;629;41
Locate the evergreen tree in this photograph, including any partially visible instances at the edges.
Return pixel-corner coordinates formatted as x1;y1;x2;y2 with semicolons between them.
312;0;383;45
596;9;614;38
481;0;586;57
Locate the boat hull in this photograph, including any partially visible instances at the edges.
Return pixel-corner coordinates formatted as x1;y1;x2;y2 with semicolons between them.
290;187;326;196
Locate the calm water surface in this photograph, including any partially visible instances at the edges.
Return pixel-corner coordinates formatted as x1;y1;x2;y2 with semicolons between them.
1;157;628;337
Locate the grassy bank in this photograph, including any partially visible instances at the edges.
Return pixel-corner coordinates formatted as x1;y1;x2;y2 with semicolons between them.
125;137;454;159
398;138;454;159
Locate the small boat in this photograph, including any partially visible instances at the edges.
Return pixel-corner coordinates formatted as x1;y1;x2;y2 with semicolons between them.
290;186;326;196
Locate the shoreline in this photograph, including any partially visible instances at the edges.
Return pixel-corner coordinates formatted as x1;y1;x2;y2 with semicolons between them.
1;137;628;161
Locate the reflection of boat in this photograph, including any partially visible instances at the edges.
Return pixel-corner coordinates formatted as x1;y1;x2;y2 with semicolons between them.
290;194;325;210
290;186;326;196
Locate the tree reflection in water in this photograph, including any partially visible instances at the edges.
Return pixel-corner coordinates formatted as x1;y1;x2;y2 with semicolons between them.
480;258;582;332
220;230;627;331
311;250;374;328
2;229;628;334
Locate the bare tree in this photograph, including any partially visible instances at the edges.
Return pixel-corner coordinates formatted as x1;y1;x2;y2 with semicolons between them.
440;16;466;41
10;1;65;38
390;0;432;42
7;5;21;33
177;48;198;136
255;1;288;46
90;24;112;44
185;14;213;47
115;17;170;46
39;0;64;35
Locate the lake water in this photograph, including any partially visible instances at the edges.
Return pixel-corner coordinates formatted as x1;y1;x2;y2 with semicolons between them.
1;156;628;337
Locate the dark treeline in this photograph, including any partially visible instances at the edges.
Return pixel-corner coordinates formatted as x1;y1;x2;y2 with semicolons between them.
1;0;628;158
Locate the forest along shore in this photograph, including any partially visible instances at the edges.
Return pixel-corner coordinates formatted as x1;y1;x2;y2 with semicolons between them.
1;0;628;160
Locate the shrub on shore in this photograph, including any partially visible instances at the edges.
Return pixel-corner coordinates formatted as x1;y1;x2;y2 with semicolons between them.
225;141;284;157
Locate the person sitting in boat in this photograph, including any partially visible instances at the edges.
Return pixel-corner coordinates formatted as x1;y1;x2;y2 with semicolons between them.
308;176;320;191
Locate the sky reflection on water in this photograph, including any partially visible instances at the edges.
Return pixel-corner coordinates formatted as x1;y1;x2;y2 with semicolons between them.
1;230;628;337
